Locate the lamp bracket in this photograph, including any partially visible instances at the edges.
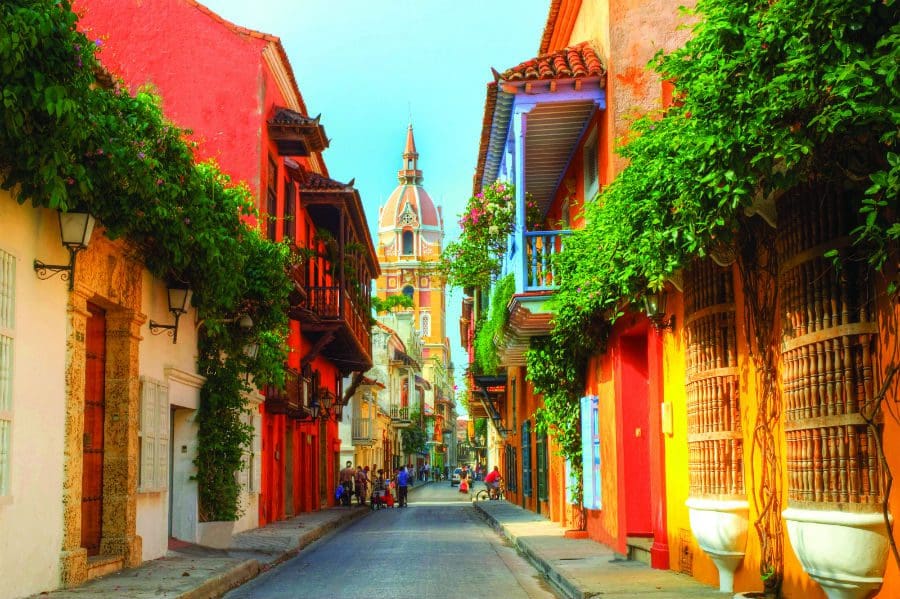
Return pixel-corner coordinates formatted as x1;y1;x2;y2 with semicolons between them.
149;312;183;344
33;245;84;290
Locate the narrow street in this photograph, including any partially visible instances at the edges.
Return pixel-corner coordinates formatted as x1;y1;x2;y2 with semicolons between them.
225;483;557;599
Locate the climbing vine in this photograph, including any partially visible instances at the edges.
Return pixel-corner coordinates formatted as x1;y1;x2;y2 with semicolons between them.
0;1;293;521
474;274;515;374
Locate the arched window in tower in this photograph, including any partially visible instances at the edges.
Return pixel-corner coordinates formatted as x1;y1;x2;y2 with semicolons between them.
402;230;414;255
402;285;415;300
420;312;431;337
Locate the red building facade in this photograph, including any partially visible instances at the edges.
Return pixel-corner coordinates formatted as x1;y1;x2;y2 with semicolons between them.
77;0;377;530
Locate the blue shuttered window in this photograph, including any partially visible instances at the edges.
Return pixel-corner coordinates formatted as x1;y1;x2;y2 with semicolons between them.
504;444;517;492
581;396;601;510
536;432;548;501
522;420;532;497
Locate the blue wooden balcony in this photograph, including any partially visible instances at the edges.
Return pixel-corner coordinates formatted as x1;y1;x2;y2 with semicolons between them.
505;229;572;294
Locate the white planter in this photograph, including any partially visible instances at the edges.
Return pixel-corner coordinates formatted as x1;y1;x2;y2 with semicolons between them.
687;497;749;593
783;506;891;599
197;520;236;550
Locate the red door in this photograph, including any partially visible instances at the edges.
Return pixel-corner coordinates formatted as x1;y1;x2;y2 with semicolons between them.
620;334;652;536
82;303;106;556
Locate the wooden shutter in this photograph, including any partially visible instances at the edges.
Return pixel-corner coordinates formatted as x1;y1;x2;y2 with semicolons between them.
140;378;157;490
156;382;169;491
522;420;532;497
140;377;168;491
537;433;548;501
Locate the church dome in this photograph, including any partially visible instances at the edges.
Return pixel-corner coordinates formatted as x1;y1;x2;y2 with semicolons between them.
378;125;442;232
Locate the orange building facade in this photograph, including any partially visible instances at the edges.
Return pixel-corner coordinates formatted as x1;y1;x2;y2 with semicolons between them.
465;1;899;598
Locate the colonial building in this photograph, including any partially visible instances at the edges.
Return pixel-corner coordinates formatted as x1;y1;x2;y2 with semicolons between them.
72;0;376;573
466;1;899;599
376;126;455;470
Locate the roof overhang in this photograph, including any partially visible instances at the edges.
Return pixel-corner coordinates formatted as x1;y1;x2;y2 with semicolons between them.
268;106;329;156
473;43;606;216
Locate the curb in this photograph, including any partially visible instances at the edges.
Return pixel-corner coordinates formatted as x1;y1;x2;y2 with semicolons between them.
180;507;371;598
473;503;586;599
176;558;260;599
259;506;371;572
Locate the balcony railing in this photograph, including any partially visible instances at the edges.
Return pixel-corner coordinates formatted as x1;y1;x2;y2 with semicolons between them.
264;366;304;418
305;285;371;357
390;405;410;427
352;418;373;445
520;230;571;292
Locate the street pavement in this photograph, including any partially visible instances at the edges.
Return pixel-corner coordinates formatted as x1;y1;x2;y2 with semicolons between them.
473;495;725;599
27;480;727;599
225;481;556;599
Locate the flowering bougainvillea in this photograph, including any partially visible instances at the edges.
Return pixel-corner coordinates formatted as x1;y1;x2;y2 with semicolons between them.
439;181;542;289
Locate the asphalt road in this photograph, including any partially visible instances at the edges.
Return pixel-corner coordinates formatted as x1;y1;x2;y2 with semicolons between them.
225;482;558;599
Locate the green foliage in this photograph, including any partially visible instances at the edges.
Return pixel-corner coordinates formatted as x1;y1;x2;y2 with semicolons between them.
401;410;428;456
0;1;294;520
439;181;528;289
527;0;900;501
474;274;515;374
372;294;414;314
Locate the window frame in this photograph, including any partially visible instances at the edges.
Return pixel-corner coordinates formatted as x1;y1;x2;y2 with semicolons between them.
139;376;170;493
521;419;532;497
401;230;414;255
0;248;15;501
266;155;278;240
536;431;548;501
583;130;599;201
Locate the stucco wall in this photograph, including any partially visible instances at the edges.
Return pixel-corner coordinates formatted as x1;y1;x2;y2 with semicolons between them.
75;0;269;193
0;196;69;598
136;270;204;559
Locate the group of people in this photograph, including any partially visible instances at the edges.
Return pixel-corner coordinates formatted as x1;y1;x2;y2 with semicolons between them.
337;461;412;508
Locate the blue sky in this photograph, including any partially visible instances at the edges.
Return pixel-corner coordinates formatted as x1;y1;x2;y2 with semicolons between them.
201;0;550;408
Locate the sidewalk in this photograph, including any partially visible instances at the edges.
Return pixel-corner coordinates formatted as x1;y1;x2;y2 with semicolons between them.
33;482;434;599
473;500;724;599
32;506;370;599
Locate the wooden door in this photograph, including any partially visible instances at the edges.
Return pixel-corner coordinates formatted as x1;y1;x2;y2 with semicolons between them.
82;303;106;556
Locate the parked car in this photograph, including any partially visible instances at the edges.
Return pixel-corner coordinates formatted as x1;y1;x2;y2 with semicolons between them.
451;467;462;486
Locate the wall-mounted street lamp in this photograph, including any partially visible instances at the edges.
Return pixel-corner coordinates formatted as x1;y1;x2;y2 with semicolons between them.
33;211;96;290
643;289;675;331
307;396;321;421
149;284;192;343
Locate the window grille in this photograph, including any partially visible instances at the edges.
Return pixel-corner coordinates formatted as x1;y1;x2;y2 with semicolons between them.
522;420;532;497
266;156;278;240
283;178;296;242
0;249;14;497
504;444;517;492
536;432;548;501
583;133;599;201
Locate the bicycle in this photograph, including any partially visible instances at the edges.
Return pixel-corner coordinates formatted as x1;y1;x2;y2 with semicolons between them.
473;480;505;502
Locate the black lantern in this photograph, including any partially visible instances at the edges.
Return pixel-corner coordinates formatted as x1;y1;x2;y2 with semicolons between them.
149;283;193;343
308;395;321;420
643;289;674;331
33;211;96;290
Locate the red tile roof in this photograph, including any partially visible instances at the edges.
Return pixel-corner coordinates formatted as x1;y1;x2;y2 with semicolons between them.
538;0;564;56
297;171;355;193
499;42;604;82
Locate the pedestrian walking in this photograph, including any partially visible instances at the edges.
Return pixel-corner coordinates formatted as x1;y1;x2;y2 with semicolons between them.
396;465;410;507
339;460;355;506
355;464;368;506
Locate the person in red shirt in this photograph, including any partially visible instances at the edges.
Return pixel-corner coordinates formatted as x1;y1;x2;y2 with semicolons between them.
484;466;502;499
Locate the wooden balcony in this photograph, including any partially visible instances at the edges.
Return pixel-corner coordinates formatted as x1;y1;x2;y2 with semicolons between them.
520;230;571;292
298;285;372;372
390;405;411;428
352;417;374;446
264;367;307;419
